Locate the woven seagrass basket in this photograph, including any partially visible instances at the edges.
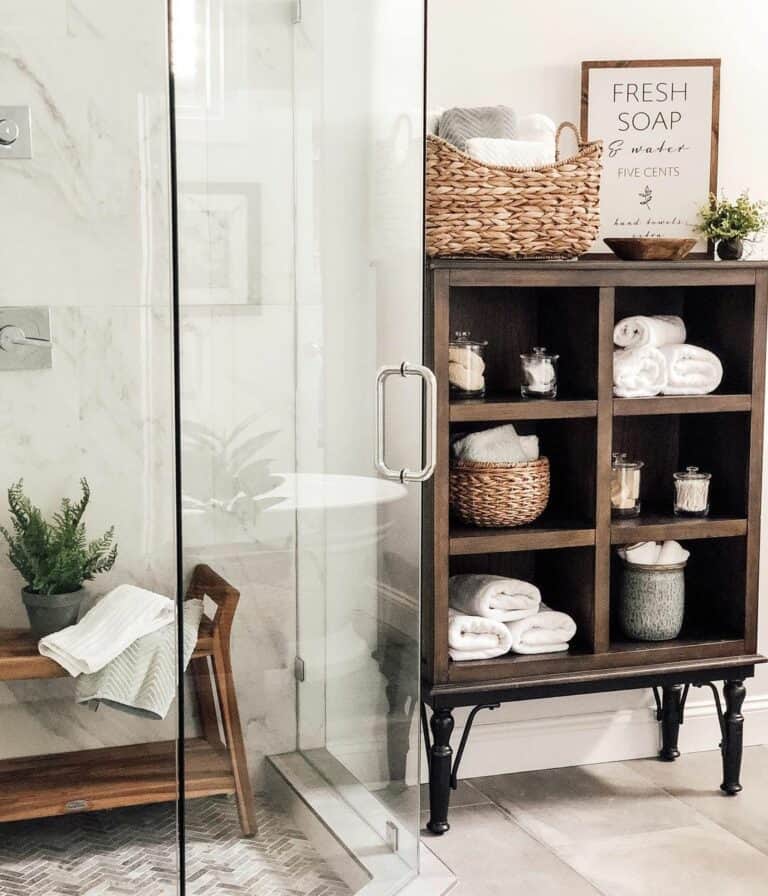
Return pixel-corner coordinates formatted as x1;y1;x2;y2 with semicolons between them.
449;457;550;528
426;122;602;259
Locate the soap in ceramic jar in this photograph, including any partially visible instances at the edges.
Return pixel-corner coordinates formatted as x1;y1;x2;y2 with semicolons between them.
520;347;558;400
449;331;487;396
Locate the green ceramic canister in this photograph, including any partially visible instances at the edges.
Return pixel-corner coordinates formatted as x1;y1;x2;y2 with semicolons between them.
619;560;686;641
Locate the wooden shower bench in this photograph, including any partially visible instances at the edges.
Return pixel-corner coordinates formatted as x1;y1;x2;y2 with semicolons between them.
0;564;256;836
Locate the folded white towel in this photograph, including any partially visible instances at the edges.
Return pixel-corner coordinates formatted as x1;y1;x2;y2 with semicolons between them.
38;585;175;677
448;608;513;661
516;113;557;145
465;137;555;168
658;344;723;395
452;424;539;464
449;574;541;623
505;604;577;655
614;315;686;349
657;540;690;565
613;346;667;398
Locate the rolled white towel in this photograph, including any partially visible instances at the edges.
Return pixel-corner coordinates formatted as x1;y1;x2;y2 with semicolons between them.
448;608;513;661
449;574;541;622
38;585;175;677
622;541;663;566
465;137;555;168
452;424;539;463
613;346;667;398
658;344;723;395
657;540;690;565
505;604;577;655
614;315;686;349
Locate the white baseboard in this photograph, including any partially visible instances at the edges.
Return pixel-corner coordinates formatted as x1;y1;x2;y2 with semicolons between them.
328;695;768;786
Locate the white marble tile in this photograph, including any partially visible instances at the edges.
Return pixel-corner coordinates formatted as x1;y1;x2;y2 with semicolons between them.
0;0;67;34
0;305;176;758
66;0;164;41
0;31;171;307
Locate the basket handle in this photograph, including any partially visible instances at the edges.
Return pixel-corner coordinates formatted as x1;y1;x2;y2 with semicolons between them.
555;121;585;161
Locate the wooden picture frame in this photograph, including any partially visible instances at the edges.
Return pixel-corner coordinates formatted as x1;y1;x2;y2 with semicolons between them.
581;58;721;257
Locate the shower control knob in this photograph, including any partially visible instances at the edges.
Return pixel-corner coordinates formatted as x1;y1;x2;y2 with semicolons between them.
0;119;19;146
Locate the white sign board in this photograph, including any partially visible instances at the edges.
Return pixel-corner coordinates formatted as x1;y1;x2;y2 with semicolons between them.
582;60;720;254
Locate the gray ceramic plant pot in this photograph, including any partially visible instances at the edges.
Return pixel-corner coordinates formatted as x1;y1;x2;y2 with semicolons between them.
619;561;686;641
22;587;85;639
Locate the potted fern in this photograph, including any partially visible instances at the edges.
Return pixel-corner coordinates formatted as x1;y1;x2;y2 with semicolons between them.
0;479;118;638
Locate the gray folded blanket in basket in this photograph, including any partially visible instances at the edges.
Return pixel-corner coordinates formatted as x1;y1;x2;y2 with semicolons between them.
438;105;517;151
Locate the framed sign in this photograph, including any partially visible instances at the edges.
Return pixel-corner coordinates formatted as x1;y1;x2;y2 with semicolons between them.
581;58;720;255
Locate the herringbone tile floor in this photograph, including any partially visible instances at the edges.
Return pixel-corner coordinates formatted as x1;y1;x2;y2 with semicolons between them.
0;795;352;896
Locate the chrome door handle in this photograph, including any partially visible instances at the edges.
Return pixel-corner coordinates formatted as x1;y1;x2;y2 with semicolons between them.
375;362;437;483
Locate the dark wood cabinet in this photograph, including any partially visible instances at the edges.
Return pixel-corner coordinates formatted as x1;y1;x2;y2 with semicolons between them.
421;259;767;833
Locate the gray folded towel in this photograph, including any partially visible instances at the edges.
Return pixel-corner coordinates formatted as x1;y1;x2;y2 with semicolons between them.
438;105;517;151
76;599;203;720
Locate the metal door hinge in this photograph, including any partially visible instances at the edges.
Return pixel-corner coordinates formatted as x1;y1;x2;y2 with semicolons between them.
294;656;306;682
385;820;399;853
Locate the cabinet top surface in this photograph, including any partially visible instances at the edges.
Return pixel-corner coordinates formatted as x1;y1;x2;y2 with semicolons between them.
428;256;768;271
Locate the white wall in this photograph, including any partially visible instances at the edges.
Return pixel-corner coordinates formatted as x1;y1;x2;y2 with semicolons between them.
0;1;177;758
428;0;768;775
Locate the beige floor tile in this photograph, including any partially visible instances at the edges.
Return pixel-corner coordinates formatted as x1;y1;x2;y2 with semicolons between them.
425;804;601;895
377;779;490;824
629;746;768;855
558;823;768;896
471;760;704;848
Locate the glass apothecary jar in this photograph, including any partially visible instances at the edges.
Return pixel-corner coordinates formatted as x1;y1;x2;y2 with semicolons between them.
520;347;558;400
449;331;487;396
673;466;711;517
611;452;643;518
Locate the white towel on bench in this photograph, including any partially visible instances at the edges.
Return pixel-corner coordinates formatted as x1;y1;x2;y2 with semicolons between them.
448;608;512;661
449;574;541;622
38;584;175;677
505;605;577;655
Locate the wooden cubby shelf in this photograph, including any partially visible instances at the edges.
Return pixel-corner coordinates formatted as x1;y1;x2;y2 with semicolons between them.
451;395;597;422
424;259;768;689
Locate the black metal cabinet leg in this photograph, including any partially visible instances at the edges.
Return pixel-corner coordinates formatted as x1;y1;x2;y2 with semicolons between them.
721;680;746;795
658;684;685;761
427;707;455;835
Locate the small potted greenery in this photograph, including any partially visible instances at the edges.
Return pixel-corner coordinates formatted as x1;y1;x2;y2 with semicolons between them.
696;191;768;260
0;479;118;638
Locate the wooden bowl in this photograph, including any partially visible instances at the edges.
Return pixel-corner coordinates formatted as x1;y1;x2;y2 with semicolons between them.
604;237;697;261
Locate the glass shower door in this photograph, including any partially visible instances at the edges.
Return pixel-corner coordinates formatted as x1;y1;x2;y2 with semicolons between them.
293;0;427;889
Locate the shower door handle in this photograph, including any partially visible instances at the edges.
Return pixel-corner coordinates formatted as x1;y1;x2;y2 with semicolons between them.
375;362;437;483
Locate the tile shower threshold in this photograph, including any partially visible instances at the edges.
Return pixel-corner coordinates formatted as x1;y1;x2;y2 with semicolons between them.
267;751;456;896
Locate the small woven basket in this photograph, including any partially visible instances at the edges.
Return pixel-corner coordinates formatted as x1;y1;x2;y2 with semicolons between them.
450;457;550;528
426;122;602;259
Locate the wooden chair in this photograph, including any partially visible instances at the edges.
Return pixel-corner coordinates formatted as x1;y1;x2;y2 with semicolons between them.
0;563;256;837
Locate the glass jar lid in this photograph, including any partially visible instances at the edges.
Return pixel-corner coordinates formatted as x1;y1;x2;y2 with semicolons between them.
520;345;559;361
450;330;487;348
612;451;644;470
674;465;711;481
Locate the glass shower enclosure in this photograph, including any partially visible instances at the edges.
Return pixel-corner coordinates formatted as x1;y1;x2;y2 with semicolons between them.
0;1;426;893
176;0;427;892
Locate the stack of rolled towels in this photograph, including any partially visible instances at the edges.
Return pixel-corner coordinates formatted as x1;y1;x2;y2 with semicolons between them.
432;104;558;168
448;574;577;661
618;540;690;566
452;423;539;463
613;315;723;398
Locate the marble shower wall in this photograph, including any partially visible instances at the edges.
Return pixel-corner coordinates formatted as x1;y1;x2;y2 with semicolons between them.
0;2;177;755
176;0;300;789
